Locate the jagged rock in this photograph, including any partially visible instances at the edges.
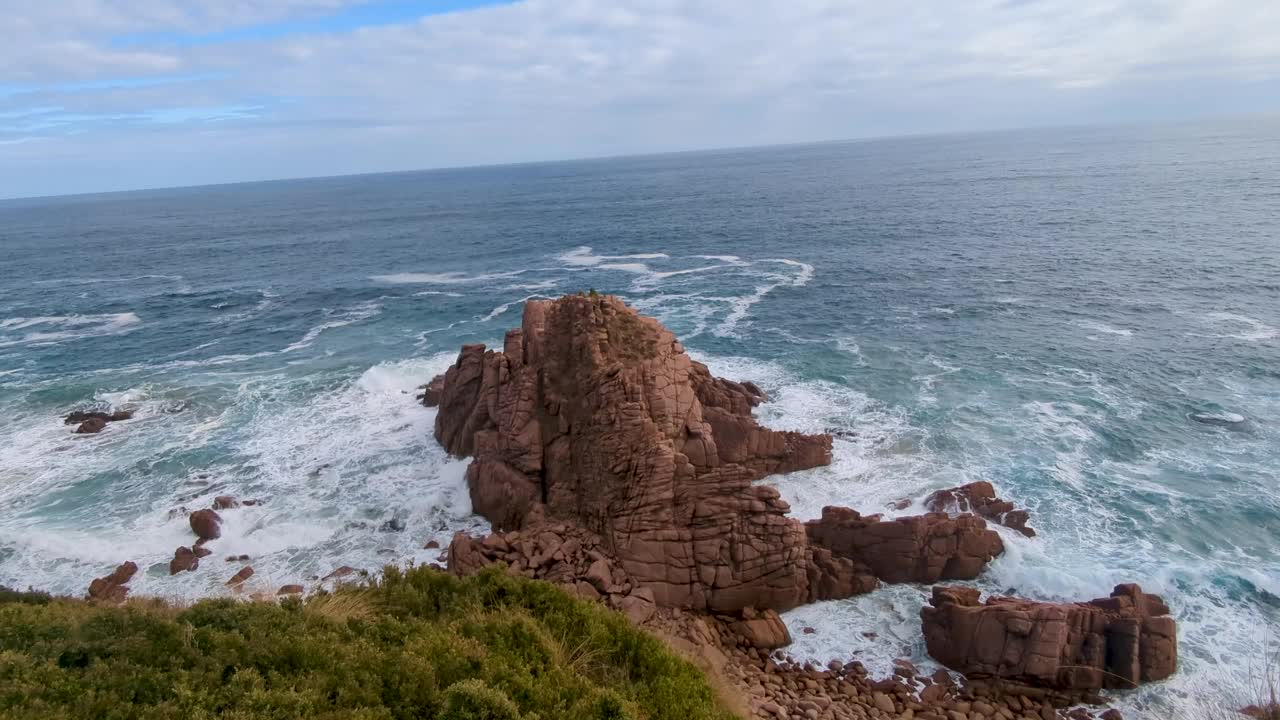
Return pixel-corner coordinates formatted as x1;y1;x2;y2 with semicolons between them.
921;584;1177;691
226;566;255;586
419;375;446;407
925;481;1036;537
189;509;222;540
379;517;406;533
169;547;199;574
434;295;843;612
193;546;212;558
225;554;250;562
87;561;137;602
805;506;1003;584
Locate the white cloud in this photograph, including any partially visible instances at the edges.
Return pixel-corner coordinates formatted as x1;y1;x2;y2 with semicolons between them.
1;0;1278;197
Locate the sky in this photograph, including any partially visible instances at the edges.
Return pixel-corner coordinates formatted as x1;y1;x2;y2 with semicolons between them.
2;0;1278;199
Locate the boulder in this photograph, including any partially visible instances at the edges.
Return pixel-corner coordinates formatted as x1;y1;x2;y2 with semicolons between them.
921;584;1177;691
226;566;255;587
277;584;304;595
730;609;792;649
189;509;222;540
87;561;137;602
212;495;240;510
169;547;199;574
925;481;1036;537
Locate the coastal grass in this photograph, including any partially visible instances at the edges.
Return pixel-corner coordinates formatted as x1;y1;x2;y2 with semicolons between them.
0;565;739;720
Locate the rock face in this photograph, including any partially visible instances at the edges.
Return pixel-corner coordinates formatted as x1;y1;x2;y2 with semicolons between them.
87;561;137;602
805;506;1004;585
925;481;1036;538
921;584;1178;691
433;295;1003;613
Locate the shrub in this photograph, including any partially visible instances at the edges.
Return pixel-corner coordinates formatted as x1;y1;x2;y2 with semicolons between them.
0;566;736;720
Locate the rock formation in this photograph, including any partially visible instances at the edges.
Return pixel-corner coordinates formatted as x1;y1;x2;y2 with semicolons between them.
189;509;222;540
87;561;137;602
925;481;1036;538
169;547;199;574
921;584;1177;691
432;294;1003;613
65;408;134;434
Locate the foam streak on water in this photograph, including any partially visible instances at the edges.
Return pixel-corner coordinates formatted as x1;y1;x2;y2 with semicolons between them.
1;120;1278;718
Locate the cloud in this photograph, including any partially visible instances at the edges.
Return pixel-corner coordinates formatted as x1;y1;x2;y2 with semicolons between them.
1;0;1278;197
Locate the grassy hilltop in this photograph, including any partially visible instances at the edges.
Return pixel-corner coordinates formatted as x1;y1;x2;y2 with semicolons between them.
0;566;736;720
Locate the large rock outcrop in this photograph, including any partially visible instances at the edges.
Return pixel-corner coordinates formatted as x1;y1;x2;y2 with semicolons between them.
432;295;1003;613
921;584;1178;691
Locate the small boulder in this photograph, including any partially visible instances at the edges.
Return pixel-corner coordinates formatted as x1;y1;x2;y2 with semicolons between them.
617;587;656;624
225;554;250;562
189;509;222;540
424;539;440;549
379;517;406;533
277;584;305;596
169;547;199;575
193;546;212;558
212;495;240;510
87;561;138;602
226;566;255;586
730;609;792;650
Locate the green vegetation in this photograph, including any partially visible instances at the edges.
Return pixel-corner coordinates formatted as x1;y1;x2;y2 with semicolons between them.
0;566;737;720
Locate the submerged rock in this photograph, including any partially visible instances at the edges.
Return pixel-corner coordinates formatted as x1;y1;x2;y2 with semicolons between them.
226;566;254;587
212;495;240;510
66;408;134;434
921;583;1177;691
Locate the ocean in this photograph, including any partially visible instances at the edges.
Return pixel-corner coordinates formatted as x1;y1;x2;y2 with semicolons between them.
1;118;1278;718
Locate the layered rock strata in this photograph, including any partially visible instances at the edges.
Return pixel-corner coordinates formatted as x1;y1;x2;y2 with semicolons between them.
921;584;1177;691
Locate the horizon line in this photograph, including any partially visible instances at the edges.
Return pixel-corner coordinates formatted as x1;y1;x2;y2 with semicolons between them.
2;111;1272;204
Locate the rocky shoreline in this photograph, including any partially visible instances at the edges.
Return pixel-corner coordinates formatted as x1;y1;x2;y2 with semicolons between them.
78;293;1179;720
425;294;1177;720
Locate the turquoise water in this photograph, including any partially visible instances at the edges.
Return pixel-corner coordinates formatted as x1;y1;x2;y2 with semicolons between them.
2;119;1278;717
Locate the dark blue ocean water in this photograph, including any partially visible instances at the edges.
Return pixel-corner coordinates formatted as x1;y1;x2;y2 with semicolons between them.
2;118;1278;716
